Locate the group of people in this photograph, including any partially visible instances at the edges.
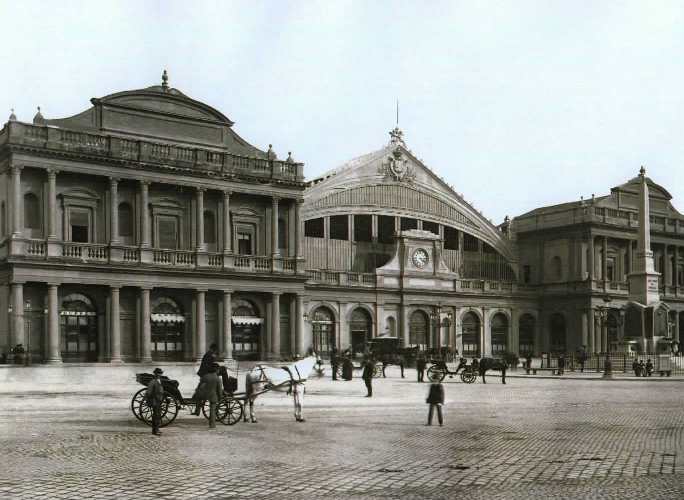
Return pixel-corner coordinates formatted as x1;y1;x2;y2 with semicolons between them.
632;358;654;377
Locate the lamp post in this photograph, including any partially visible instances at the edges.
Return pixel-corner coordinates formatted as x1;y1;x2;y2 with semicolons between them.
596;297;613;379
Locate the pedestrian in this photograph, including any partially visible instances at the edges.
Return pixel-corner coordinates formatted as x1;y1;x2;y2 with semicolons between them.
145;367;165;436
331;346;339;381
416;352;426;382
399;354;405;379
645;359;654;377
193;343;219;415
638;360;646;377
578;346;587;373
342;351;354;381
557;354;565;376
362;357;374;397
632;359;640;377
425;378;444;426
197;362;223;429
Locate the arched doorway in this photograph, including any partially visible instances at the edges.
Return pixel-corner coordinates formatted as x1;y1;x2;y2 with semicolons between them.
386;316;396;337
231;299;262;361
491;313;508;355
151;297;185;361
409;310;429;349
312;307;335;357
60;293;98;362
519;314;536;355
549;313;566;353
462;312;481;357
350;308;372;356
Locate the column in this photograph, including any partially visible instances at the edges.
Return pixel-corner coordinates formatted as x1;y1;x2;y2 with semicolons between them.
11;166;22;237
588;234;595;280
46;284;61;364
222;191;232;254
46;169;57;239
602;236;608;281
295;293;305;356
196;188;205;251
11;283;24;347
588;308;595;353
294;199;303;260
627;239;633;276
109;178;119;244
140;287;152;362
271;292;281;358
674;311;680;344
222;290;232;359
110;286;122;363
664;244;671;287
272;197;280;257
399;303;408;347
140;181;151;247
196;290;206;361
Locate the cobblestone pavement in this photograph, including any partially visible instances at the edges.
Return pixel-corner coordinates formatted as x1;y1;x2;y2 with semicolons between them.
1;368;683;499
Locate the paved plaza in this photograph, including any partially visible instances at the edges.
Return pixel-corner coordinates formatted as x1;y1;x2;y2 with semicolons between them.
1;368;683;499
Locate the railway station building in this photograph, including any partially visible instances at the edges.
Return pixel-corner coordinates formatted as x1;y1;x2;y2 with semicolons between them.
1;75;682;364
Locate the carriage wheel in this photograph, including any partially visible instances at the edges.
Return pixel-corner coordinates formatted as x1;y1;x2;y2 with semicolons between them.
159;393;180;427
427;365;446;382
461;370;477;384
218;399;244;426
372;364;383;378
131;388;147;422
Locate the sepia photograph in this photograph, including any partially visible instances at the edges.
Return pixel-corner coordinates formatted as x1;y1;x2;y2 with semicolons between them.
0;1;683;499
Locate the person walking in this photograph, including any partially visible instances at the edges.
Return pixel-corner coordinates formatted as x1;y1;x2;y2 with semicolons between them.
362;357;374;397
145;367;165;436
578;346;587;373
342;351;354;381
331;346;339;381
645;359;654;377
425;378;444;426
197;362;223;429
557;354;566;376
632;359;640;377
193;343;219;415
416;352;426;382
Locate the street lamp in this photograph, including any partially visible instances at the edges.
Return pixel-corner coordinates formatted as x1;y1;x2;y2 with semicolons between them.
596;297;613;379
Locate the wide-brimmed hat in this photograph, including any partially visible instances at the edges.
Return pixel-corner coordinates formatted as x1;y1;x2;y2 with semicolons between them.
153;367;164;375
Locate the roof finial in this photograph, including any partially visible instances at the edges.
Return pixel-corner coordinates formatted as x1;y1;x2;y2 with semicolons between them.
286;151;295;163
9;108;16;121
33;106;45;125
162;69;169;90
639;165;646;177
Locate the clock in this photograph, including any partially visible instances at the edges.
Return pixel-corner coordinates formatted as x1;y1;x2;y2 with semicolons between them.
412;248;429;268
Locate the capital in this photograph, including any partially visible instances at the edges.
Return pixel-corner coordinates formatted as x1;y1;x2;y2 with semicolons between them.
196;187;206;193
46;168;59;176
11;165;23;173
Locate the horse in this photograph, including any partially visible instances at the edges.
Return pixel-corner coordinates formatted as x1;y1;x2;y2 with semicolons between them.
244;356;317;423
478;357;507;384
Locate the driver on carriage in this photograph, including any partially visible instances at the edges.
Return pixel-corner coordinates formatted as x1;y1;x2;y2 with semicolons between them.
193;343;219;416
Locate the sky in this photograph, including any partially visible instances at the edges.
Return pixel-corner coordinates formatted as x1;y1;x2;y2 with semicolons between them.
2;0;684;223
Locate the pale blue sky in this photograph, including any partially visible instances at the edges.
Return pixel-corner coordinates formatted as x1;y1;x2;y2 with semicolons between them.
2;0;684;222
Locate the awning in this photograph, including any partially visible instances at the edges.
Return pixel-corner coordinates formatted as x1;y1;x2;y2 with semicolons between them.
232;316;264;325
151;313;186;323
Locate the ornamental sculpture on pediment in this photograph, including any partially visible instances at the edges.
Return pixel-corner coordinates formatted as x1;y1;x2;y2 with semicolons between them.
379;148;415;183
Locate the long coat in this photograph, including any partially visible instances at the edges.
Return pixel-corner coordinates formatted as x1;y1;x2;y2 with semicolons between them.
362;361;374;381
197;372;223;403
145;377;164;406
426;383;445;404
197;351;217;377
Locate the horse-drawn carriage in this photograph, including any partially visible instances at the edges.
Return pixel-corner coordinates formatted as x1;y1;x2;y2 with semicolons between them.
334;336;418;378
130;366;244;428
427;356;507;384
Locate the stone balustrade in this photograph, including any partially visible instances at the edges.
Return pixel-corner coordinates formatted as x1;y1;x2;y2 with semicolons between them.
0;121;304;182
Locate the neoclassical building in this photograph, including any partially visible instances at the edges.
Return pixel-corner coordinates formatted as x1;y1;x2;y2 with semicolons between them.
0;74;307;364
1;76;682;364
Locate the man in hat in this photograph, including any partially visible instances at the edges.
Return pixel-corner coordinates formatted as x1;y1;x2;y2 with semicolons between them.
362;356;375;397
193;343;219;415
146;368;165;436
199;362;224;429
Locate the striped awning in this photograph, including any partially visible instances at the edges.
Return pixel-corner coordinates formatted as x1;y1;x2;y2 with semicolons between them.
151;313;186;323
232;316;263;325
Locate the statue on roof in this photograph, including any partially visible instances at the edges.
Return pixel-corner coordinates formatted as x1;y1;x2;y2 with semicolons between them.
389;126;405;146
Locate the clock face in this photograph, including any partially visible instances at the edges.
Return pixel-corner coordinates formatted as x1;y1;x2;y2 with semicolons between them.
412;248;429;268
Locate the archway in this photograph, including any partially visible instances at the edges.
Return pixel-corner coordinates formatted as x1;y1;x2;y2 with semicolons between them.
312;306;335;357
386;316;396;337
490;313;508;355
151;297;185;361
350;308;372;356
60;293;98;362
549;313;566;353
518;314;536;355
409;310;429;349
462;312;481;357
231;299;262;361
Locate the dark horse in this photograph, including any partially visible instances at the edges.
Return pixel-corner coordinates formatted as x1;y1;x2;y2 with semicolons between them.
478;357;507;384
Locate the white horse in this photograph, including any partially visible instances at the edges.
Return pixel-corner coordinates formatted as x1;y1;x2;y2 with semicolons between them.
244;356;316;423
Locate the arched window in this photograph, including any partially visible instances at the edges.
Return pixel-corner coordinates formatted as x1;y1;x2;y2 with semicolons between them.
462;312;481;357
60;293;98;362
118;202;133;237
231;299;262;360
278;217;288;250
519;314;536;355
312;307;335;357
151;297;185;361
491;313;508;354
350;308;372;355
24;193;40;230
203;210;216;244
551;256;562;280
386;317;396;337
549;313;566;353
409;310;428;347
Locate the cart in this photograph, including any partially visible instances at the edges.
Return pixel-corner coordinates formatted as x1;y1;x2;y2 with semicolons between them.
427;358;477;384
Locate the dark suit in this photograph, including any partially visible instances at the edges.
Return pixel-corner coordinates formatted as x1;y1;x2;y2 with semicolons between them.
145;377;164;434
362;360;374;397
198;371;223;428
416;357;426;382
426;382;444;426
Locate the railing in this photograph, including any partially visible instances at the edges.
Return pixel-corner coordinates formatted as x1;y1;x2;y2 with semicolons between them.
152;249;196;267
207;254;223;267
2;121;304;182
535;352;684;376
26;239;46;256
122;248;140;263
282;258;296;272
62;243;109;262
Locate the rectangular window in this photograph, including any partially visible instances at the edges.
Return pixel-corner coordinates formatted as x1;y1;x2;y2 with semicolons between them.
70;208;90;243
523;265;531;284
304;218;324;238
422;221;439;235
158;216;178;249
329;215;348;240
378;215;395;244
400;217;417;231
607;257;615;282
354;214;372;242
444;227;458;250
237;232;253;255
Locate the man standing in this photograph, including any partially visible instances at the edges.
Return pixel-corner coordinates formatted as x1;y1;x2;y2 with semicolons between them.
416;352;426;382
198;362;224;429
362;357;374;397
330;346;339;381
194;343;219;415
425;378;445;426
145;367;165;436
